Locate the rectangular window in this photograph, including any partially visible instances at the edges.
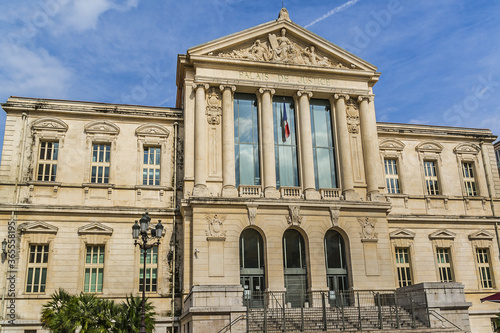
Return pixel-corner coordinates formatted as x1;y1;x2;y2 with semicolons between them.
476;248;493;289
143;147;161;185
26;244;49;293
310;99;337;189
234;93;260;187
84;245;104;293
395;247;412;287
462;162;477;196
384;159;400;194
37;141;58;181
436;248;453;282
139;247;158;292
495;149;500;168
91;144;110;183
423;160;439;195
273;96;298;187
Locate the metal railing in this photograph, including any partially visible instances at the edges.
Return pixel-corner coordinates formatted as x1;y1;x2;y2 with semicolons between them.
244;290;429;332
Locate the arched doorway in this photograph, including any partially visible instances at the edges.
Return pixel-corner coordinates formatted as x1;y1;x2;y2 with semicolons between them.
240;229;265;307
283;229;308;306
324;230;349;305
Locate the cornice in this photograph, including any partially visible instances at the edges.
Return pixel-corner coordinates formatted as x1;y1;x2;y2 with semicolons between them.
2;97;183;121
377;122;496;141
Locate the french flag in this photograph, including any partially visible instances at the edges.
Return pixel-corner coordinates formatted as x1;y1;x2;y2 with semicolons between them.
282;101;290;142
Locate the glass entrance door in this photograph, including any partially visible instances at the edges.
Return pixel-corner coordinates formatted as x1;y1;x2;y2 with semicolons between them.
325;230;349;306
283;229;308;307
240;229;265;308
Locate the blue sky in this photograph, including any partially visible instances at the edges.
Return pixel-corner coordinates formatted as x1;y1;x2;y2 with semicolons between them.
1;0;499;158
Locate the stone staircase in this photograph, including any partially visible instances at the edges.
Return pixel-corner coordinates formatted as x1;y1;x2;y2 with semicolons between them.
247;305;429;332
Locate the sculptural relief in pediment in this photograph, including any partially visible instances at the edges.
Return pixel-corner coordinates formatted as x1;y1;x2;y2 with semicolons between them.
216;28;347;69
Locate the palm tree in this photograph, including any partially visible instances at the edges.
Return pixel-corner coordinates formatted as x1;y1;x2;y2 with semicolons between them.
115;295;156;333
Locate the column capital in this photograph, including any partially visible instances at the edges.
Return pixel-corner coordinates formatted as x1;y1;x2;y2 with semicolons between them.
357;95;375;103
333;93;350;101
192;83;210;91
257;87;275;96
219;85;236;93
296;90;313;99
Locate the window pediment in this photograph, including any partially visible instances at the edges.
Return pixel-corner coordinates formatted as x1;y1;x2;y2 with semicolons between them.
389;228;415;239
379;139;405;151
468;229;494;240
84;121;120;135
429;229;456;240
454;143;480;155
135;124;170;138
19;221;58;234
32;117;68;132
78;222;113;235
416;141;443;153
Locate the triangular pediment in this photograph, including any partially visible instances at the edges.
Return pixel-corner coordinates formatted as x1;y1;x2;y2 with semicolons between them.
187;9;377;72
389;228;415;239
19;221;58;234
429;229;456;240
78;222;113;235
468;229;494;240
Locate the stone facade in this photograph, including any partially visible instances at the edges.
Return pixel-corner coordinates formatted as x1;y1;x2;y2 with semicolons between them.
0;8;499;333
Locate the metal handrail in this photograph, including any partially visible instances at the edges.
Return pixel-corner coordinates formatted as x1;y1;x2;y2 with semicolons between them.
428;309;465;331
217;315;245;333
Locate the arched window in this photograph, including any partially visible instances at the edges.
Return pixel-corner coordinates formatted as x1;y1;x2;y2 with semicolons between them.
283;229;307;306
240;229;265;307
324;230;349;305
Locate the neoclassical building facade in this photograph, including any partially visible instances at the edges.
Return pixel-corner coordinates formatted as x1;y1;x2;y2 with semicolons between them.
1;8;499;333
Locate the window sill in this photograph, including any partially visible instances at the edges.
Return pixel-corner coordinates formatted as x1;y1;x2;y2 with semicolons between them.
28;181;61;186
82;183;115;188
135;185;170;190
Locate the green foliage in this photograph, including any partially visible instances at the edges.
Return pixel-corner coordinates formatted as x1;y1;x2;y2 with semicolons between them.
41;289;156;333
494;313;500;333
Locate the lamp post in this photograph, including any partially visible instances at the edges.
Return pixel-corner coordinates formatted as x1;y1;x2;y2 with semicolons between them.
132;213;163;333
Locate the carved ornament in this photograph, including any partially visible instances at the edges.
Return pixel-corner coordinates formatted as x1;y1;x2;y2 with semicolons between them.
206;87;222;125
454;143;480;155
217;28;347;69
358;218;378;241
286;206;302;225
379;139;405;151
135;124;170;138
32;117;68;132
206;214;227;241
416;141;443;153
329;207;340;227
247;205;258;225
346;98;360;134
84;121;120;135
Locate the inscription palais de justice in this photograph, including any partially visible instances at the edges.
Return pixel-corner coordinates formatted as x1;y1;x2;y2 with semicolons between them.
239;71;333;86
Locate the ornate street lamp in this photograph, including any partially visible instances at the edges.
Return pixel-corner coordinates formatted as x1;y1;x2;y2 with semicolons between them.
132;212;163;333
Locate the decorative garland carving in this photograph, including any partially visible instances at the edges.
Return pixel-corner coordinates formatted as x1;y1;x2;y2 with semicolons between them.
206;214;226;240
346;98;360;134
358;217;378;241
206;87;222;125
217;28;347;69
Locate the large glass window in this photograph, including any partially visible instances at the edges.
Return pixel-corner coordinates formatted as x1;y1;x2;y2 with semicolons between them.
324;230;348;298
395;247;412;287
384;159;400;194
240;229;265;307
283;229;307;307
84;245;104;293
91;144;110;184
26;244;49;293
462;162;477;196
310;99;337;189
436;248;453;283
140;247;158;292
37;141;58;181
273;96;298;187
476;248;493;289
143;147;161;185
423;160;439;195
234;93;260;187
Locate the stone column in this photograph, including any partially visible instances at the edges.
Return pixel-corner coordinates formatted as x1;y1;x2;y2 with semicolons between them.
332;94;359;201
297;90;320;200
220;85;238;197
258;88;280;198
192;83;210;196
358;95;383;201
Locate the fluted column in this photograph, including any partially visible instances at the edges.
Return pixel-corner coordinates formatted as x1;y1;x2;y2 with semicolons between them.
332;94;359;201
297;90;320;200
192;83;210;196
358;95;383;201
220;85;238;197
258;88;280;198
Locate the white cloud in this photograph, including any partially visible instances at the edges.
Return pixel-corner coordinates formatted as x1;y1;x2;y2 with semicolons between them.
61;0;139;31
0;41;72;99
